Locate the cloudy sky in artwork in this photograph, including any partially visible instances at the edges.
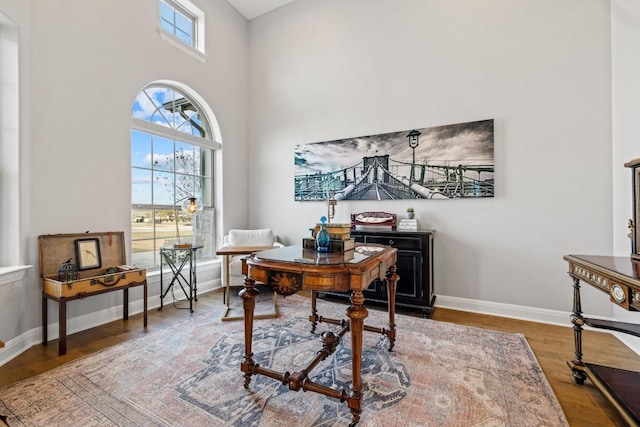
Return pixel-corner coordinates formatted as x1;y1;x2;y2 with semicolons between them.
294;119;494;176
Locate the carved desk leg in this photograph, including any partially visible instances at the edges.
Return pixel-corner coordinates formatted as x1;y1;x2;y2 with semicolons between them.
385;265;399;351
239;276;259;388
309;290;319;333
569;274;587;385
346;289;368;427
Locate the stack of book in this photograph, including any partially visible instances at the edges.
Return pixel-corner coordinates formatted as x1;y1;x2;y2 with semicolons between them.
303;222;355;252
398;218;418;231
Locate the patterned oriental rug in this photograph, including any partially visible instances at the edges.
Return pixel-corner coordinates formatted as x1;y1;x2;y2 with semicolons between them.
0;294;568;426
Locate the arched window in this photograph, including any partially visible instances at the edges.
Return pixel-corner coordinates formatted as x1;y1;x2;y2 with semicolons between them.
131;83;219;268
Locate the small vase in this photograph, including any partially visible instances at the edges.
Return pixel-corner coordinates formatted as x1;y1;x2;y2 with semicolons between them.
316;216;330;252
407;212;415;219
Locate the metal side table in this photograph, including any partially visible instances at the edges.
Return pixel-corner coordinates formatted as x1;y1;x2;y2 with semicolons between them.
159;245;202;313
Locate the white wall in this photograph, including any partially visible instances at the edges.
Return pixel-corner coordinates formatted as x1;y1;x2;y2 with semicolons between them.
611;0;640;348
248;0;614;317
0;0;250;362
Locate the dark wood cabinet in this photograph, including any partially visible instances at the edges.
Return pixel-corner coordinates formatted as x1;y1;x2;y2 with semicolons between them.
323;229;435;317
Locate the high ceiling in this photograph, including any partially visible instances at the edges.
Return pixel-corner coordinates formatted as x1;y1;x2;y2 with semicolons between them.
226;0;297;20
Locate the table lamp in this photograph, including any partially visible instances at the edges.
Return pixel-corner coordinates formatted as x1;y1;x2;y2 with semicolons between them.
174;196;203;248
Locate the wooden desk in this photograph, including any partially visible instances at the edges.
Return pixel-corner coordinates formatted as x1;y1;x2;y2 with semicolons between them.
241;244;398;427
565;254;640;426
216;245;277;321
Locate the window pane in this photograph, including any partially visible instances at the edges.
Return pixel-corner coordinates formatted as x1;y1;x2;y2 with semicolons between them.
156;213;177;244
200;177;212;206
153;171;175;205
132;208;152;226
132;168;152;205
174;109;200;135
160;2;174;23
153;136;174;172
157;88;178;128
131;208;153;266
132;239;156;267
178;215;194;239
160;19;175;35
188;113;204;137
175;12;192;37
194;209;214;258
193;146;202;175
131;130;151;168
176;29;192;46
175;142;194;174
175;173;196;200
138;87;208;138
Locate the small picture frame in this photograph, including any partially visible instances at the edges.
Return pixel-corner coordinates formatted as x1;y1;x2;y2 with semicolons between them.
74;238;102;270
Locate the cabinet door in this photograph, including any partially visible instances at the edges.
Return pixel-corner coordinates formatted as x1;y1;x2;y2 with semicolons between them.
361;234;424;306
394;250;422;305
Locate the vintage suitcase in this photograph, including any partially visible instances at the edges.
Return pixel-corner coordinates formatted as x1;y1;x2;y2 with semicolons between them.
39;231;146;298
39;231;147;356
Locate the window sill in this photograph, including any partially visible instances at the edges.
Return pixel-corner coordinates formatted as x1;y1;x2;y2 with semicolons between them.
0;265;32;287
158;29;207;63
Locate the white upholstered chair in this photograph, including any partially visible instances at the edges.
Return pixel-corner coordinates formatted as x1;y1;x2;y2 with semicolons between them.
219;229;283;320
221;228;283;288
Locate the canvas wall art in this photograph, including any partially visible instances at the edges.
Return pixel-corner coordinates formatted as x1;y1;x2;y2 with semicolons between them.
294;119;494;201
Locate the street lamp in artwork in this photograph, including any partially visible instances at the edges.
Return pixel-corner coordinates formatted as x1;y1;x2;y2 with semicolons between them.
407;129;421;195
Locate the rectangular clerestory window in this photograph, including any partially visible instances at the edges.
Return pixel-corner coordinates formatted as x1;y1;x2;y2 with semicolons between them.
159;0;206;61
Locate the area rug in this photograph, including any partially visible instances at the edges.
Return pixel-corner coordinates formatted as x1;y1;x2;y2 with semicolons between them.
0;294;568;426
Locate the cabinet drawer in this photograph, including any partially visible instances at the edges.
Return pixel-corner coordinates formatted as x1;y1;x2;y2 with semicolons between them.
364;235;422;251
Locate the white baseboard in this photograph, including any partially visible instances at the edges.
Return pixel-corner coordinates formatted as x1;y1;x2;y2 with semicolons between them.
435;294;571;326
613;332;640;357
436;294;640;355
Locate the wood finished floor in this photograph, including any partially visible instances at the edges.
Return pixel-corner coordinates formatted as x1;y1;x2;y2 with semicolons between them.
1;288;639;427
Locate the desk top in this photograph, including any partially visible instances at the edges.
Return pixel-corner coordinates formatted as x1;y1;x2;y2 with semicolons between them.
245;244;397;294
253;244;388;266
565;254;640;285
217;245;275;255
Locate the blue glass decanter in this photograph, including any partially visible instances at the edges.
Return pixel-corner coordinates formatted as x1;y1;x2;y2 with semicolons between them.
316;216;330;253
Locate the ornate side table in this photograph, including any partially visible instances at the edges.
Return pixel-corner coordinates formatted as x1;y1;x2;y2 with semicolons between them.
565;254;640;425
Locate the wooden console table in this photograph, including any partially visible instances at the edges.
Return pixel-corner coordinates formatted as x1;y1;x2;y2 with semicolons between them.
241;244;398;426
565;254;640;426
